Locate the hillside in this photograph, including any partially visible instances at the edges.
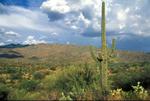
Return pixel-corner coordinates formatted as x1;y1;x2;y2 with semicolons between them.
0;44;150;100
0;44;150;68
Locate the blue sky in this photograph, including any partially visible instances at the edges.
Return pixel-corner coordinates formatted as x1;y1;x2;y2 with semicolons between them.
0;0;150;52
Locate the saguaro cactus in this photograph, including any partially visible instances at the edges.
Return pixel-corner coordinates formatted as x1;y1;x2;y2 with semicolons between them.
100;0;108;96
90;0;117;98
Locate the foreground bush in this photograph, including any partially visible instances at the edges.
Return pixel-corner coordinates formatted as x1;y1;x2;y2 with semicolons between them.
19;80;39;91
109;82;149;100
0;84;9;100
111;64;150;91
10;89;48;100
43;64;102;100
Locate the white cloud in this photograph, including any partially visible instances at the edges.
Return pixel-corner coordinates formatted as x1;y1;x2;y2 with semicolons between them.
0;5;56;33
116;8;130;23
6;39;13;42
51;32;59;36
41;0;70;14
23;36;47;45
43;0;150;37
125;8;130;13
117;10;127;22
0;42;5;46
5;31;20;37
71;25;79;30
119;24;126;30
78;13;91;28
42;0;150;37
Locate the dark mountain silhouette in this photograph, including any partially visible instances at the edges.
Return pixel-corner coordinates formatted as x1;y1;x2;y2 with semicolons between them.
0;44;29;48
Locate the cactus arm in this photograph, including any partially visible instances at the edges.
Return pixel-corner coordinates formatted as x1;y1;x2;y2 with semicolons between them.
90;46;98;62
111;38;116;54
90;47;101;69
108;38;117;62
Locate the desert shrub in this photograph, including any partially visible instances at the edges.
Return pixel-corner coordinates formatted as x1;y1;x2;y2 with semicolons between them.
109;82;149;100
0;76;5;83
59;92;72;100
39;69;50;75
132;82;148;100
33;71;45;80
9;89;27;100
48;90;61;100
111;71;137;90
109;88;124;100
22;92;48;100
111;62;150;90
10;73;22;80
141;66;150;88
43;64;101;100
56;65;99;92
5;67;17;74
10;89;48;100
63;88;98;100
19;80;39;91
0;84;10;100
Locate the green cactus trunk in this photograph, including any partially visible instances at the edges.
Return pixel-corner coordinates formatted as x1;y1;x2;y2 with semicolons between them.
90;0;116;98
112;38;116;53
100;1;108;96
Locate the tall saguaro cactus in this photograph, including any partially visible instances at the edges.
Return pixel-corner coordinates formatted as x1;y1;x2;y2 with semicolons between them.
90;0;117;99
100;0;108;95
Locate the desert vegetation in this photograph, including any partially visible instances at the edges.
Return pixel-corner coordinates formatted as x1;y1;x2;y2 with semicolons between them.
0;0;150;100
0;58;150;100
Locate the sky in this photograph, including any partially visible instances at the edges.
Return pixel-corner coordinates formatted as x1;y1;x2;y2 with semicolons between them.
0;0;150;52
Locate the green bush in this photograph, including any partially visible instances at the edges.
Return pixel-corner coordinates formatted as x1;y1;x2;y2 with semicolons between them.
9;89;27;100
10;73;22;80
132;82;148;100
111;62;150;90
110;82;149;100
0;84;10;100
9;89;48;100
43;64;101;100
33;71;45;80
56;65;98;91
0;77;5;83
19;80;39;91
5;67;18;74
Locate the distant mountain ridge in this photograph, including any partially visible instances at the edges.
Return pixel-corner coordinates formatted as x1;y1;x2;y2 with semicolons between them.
0;44;29;48
0;44;150;64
